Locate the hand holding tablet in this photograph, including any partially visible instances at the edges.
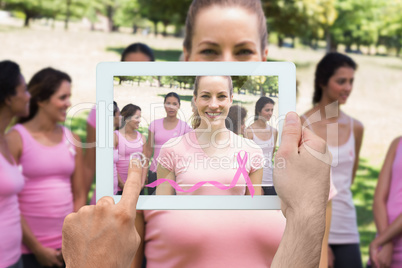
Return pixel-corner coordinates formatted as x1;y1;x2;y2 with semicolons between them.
274;112;331;218
62;159;142;268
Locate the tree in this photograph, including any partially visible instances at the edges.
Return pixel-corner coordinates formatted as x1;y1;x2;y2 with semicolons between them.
137;0;191;36
330;0;382;53
4;0;45;26
377;0;402;56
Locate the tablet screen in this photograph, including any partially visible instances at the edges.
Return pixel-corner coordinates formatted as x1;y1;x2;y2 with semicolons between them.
114;75;279;196
96;62;295;209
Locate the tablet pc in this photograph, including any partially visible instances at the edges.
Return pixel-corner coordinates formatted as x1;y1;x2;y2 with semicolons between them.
96;62;295;209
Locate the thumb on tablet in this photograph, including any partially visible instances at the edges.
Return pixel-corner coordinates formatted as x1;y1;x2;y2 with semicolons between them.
277;112;301;157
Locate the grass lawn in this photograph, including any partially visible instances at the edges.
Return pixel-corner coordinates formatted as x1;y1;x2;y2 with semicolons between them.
68;111;379;265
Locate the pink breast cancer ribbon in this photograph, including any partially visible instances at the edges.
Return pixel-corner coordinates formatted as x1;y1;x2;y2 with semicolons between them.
145;151;255;197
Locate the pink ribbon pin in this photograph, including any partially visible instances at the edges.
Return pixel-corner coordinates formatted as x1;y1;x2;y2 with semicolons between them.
145;151;255;197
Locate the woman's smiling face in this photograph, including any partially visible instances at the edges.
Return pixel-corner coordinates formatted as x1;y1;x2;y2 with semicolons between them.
194;76;233;128
322;66;355;105
184;5;267;62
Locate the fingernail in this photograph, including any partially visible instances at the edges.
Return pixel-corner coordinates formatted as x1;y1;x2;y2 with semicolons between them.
285;112;298;125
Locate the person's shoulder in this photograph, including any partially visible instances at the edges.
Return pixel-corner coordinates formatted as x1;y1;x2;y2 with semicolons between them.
244;123;256;139
5;125;23;141
179;119;192;128
351;117;364;136
390;136;402;149
300;108;316;124
149;118;162;128
62;125;82;146
154;118;164;124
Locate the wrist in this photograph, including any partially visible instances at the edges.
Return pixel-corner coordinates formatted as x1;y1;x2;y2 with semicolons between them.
32;244;45;256
286;208;326;244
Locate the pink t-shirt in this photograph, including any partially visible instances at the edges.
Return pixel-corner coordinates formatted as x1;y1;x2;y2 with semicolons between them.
386;137;402;267
13;124;75;253
142;209;286;267
142;131;284;267
115;130;143;190
0;153;24;267
157;130;263;195
149;118;192;172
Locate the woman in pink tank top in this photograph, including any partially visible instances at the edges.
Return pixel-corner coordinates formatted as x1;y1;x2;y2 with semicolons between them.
84;43;154;203
301;53;364;268
0;60;30;268
369;136;402;268
85;102;120;203
115;104;147;194
6;68;86;268
245;97;278;195
143;92;192;195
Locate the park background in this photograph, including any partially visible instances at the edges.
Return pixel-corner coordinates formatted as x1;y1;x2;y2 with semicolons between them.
1;0;402;264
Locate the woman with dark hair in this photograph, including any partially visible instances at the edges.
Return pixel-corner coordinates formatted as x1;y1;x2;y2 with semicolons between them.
115;104;147;194
301;52;363;268
121;43;155;62
144;92;191;195
225;104;247;136
245;96;277;195
0;60;30;268
6;67;86;268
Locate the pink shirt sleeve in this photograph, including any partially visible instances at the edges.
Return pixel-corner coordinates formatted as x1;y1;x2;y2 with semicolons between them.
157;146;176;173
87;106;96;128
184;122;192;134
157;139;188;176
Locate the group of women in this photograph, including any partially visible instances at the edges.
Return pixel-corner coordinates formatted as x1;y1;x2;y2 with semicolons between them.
0;63;85;268
0;0;400;268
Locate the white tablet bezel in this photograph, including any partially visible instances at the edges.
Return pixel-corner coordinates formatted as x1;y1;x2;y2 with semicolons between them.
96;62;295;209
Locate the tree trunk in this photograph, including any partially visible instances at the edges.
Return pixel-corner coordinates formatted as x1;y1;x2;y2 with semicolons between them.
162;22;168;36
132;24;137;34
153;20;158;36
313;39;318;50
24;12;30;27
291;36;296;48
326;30;337;52
64;0;71;30
325;30;331;52
277;36;283;47
106;5;114;32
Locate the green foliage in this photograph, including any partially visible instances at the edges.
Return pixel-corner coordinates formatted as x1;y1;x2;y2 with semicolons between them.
351;158;379;265
330;0;382;51
239;76;278;96
262;0;402;54
137;0;191;35
3;0;91;27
